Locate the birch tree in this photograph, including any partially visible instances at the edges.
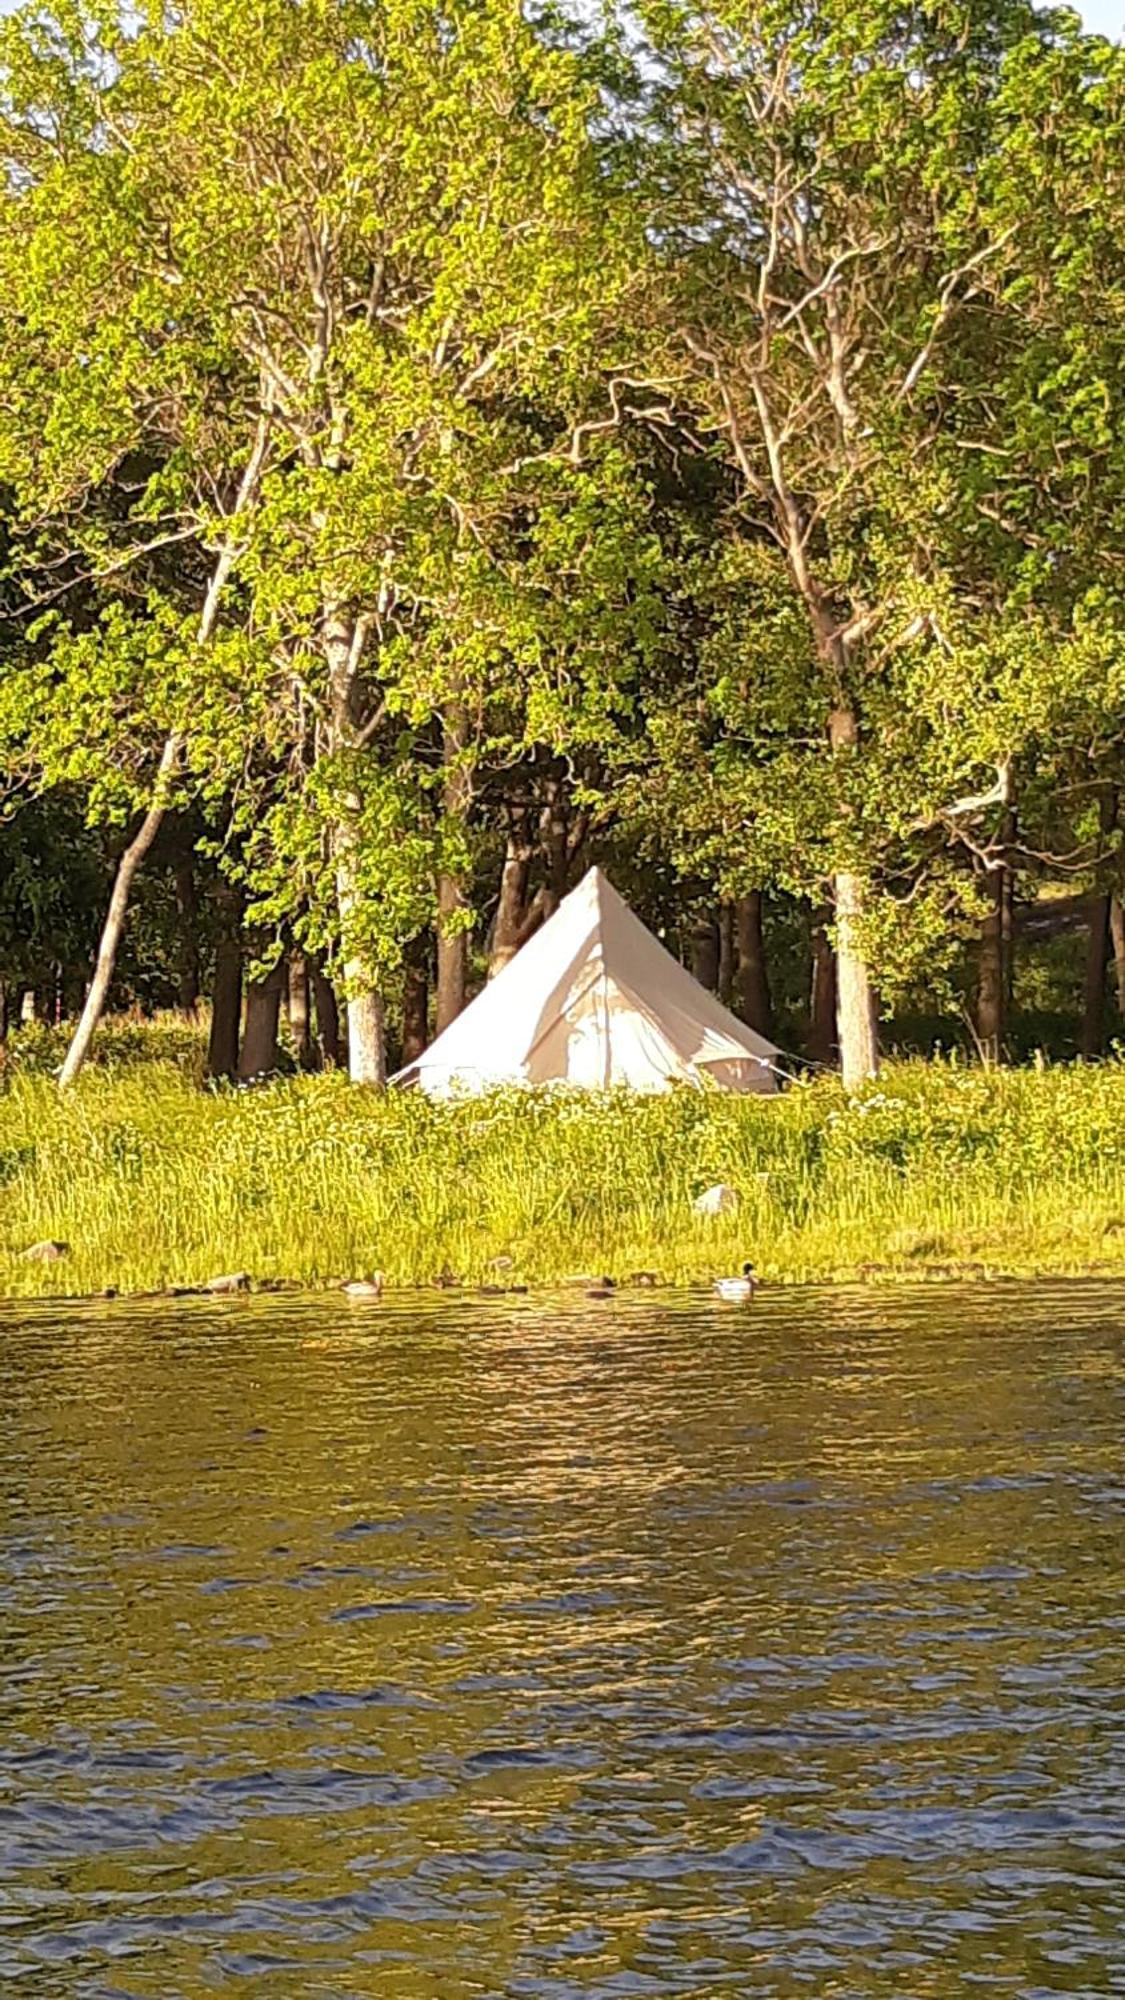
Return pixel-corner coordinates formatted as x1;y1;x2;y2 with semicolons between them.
634;0;1088;1084
0;0;642;1079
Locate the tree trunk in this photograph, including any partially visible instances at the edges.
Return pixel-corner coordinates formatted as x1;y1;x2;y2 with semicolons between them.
310;963;340;1068
977;807;1017;1064
206;890;243;1082
324;608;386;1086
540;781;569;918
977;867;1005;1063
1082;789;1118;1059
435;911;467;1029
717;904;735;1007
1083;895;1110;1059
402;936;430;1063
58;411;272;1087
489;817;532;978
1111;895;1125;1021
174;851;200;1013
1002;822;1016;1020
239;958;284;1079
826;709;878;1089
690;910;720;992
287;953;313;1069
436;703;471;1033
0;979;8;1045
344;990;385;1086
834;871;879;1088
59;731;183;1087
808;923;837;1065
736;891;772;1036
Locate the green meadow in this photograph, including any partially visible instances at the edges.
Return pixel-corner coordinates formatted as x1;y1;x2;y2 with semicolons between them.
1;1021;1123;1298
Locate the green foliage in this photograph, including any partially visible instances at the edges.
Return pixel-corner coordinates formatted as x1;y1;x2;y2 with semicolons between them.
0;0;1121;1066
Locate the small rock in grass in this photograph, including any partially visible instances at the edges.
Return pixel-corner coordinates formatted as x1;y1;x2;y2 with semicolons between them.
21;1239;70;1262
693;1183;739;1217
202;1272;252;1294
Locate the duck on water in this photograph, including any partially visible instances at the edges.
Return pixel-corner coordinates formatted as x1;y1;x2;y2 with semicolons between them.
713;1263;758;1302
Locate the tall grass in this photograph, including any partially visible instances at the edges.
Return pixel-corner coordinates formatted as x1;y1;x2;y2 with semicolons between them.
0;1026;1123;1296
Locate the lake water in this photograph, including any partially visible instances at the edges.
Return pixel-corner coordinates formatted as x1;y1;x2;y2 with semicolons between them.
1;1284;1123;1996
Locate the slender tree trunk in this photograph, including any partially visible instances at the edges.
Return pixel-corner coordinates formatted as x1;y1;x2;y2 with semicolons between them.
0;979;8;1045
436;703;471;1033
977;867;1005;1063
324;608;386;1085
208;940;242;1082
977;808;1017;1064
207;887;243;1082
310;962;340;1068
828;710;878;1089
736;891;772;1036
717;904;735;1007
174;851;200;1013
1082;790;1118;1059
59;410;272;1087
489;816;532;978
808;923;837;1066
239;958;285;1079
20;989;36;1025
334;832;386;1084
834;871;879;1088
435;905;468;1027
287;953;313;1069
1111;895;1125;1021
344;988;385;1085
690;910;720;992
1083;896;1110;1059
402;935;430;1063
540;781;569;918
59;731;183;1087
1001;820;1016;1019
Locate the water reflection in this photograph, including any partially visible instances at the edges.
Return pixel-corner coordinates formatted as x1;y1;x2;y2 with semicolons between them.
0;1283;1123;1993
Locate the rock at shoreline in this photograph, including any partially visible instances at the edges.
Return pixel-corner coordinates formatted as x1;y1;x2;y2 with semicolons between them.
21;1239;70;1262
202;1272;252;1294
693;1184;739;1216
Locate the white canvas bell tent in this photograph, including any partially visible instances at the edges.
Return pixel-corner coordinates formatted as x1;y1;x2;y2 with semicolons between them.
393;866;781;1097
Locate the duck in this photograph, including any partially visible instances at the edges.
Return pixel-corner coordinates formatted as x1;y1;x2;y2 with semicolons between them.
713;1262;758;1302
343;1274;384;1300
585;1276;617;1300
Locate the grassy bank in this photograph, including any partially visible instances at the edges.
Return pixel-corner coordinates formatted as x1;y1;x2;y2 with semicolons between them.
0;1033;1123;1296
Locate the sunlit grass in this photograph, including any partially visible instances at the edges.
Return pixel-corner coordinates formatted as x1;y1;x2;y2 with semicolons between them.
0;1024;1123;1296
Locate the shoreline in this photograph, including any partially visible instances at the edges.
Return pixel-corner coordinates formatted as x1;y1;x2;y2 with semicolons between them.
3;1256;1123;1308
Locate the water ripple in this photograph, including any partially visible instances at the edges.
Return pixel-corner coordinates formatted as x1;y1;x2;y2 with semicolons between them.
0;1282;1122;1993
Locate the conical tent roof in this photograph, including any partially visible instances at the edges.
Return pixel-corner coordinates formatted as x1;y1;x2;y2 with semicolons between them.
394;866;781;1096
